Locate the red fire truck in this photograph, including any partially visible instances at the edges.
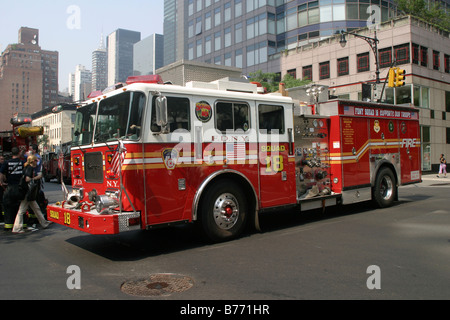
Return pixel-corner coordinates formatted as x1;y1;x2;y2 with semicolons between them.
0;114;44;157
47;76;421;242
42;142;72;184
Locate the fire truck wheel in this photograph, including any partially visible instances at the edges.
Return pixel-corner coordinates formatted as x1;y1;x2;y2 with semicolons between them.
201;180;248;242
373;167;397;208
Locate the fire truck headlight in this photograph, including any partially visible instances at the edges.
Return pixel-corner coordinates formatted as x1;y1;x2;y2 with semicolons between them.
333;178;339;184
96;194;119;214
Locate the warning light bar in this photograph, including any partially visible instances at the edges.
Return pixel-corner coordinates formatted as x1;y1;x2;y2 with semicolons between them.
126;75;163;85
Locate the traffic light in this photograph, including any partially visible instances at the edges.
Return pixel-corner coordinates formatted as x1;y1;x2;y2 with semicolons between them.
394;68;406;87
388;68;395;88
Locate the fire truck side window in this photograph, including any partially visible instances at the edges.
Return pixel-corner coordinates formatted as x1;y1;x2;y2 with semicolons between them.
258;104;285;134
215;101;250;133
73;103;97;146
151;96;191;133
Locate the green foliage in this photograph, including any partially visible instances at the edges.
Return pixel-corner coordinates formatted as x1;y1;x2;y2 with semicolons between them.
395;0;450;31
248;70;311;93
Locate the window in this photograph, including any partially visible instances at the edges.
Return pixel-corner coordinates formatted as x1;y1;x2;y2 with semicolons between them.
258;105;285;134
319;61;330;79
235;22;243;43
224;2;231;22
379;47;392;68
225;27;232;47
302;65;312;80
357;52;370;72
214;7;221;27
337;57;349;76
394;44;410;65
433;50;440;70
94;91;146;143
287;68;296;79
446;91;450;112
444;54;450;73
216;101;250;133
151;96;191;133
412;43;419;65
420;46;428;67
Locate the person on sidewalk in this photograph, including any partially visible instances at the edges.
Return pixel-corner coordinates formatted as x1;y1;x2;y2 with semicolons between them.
12;155;51;234
437;154;447;178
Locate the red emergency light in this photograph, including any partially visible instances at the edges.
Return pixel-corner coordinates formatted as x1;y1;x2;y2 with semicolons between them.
87;91;103;99
126;75;163;85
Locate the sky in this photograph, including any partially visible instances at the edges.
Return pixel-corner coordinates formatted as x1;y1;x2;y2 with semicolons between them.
0;0;164;91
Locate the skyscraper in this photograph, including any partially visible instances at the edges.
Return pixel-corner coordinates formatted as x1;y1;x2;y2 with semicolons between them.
133;34;164;76
164;0;399;76
92;35;108;92
107;29;141;86
73;65;92;102
0;27;58;131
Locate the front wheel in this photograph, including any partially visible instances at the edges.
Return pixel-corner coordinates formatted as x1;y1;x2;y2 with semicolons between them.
372;167;397;208
200;179;248;242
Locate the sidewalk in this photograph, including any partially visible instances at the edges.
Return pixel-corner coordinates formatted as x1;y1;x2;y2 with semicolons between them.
418;173;450;187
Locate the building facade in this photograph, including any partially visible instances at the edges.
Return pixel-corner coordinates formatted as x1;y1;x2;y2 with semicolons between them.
107;29;141;86
279;16;450;171
134;34;165;76
92;36;108;92
165;0;400;75
72;64;92;102
0;27;59;131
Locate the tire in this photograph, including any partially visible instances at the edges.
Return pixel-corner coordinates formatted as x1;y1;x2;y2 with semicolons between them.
200;179;248;242
373;167;397;208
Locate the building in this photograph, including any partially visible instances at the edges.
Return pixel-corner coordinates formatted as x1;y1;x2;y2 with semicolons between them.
92;35;108;92
164;0;400;75
133;34;164;76
279;16;450;172
32;104;77;153
157;59;243;86
72;64;92;102
0;27;59;131
107;29;141;86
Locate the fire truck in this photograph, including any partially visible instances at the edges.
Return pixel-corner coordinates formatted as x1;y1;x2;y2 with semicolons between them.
47;75;421;242
0;113;44;157
42;142;72;183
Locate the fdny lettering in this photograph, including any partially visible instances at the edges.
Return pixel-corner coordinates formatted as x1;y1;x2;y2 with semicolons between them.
106;180;120;188
402;138;417;148
212;135;249;142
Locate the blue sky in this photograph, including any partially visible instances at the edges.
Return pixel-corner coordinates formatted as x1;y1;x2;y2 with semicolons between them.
0;0;164;91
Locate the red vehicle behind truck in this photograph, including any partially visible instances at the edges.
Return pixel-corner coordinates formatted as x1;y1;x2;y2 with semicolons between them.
42;142;71;184
47;76;421;242
0;113;43;158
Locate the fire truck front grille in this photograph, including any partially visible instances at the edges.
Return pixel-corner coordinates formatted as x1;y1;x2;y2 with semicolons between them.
84;152;104;183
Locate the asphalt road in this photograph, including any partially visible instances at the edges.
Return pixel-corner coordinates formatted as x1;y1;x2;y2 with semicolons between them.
1;175;449;305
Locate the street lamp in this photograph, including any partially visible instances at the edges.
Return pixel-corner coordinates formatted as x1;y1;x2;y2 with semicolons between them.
339;30;380;85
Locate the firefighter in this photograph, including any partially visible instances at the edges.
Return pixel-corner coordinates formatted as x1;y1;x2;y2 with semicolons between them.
0;147;25;231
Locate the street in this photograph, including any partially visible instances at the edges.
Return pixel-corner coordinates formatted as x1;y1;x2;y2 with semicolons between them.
1;176;449;304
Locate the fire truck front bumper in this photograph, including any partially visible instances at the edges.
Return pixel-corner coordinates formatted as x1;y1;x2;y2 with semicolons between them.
47;205;141;235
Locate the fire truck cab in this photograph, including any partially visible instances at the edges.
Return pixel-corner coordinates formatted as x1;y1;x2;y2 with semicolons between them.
47;76;421;242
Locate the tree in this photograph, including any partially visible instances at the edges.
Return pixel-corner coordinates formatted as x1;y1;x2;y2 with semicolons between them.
248;71;311;93
395;0;450;31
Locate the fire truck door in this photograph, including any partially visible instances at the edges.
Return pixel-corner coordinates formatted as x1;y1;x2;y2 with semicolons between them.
341;117;371;188
257;104;296;208
399;120;421;183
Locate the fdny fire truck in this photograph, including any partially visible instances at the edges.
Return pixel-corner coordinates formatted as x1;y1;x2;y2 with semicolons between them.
47;75;421;242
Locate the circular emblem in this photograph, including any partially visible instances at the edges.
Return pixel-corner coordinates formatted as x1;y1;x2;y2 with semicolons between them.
401;122;407;134
195;101;212;123
388;121;394;133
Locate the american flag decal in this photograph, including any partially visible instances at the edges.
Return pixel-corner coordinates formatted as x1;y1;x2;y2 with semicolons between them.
226;142;246;161
111;141;127;175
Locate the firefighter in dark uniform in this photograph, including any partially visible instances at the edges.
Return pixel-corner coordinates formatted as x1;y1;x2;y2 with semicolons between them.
0;147;25;231
0;154;5;223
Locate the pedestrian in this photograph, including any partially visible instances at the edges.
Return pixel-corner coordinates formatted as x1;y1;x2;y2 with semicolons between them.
25;144;46;224
0;154;5;223
12;155;51;234
0;147;25;231
437;154;447;178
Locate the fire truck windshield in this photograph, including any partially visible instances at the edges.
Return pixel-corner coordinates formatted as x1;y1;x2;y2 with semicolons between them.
72;91;146;146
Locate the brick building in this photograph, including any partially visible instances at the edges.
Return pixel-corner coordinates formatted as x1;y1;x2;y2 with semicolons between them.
0;27;59;131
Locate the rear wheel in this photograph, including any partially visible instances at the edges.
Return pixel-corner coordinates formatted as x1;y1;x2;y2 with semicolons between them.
200;179;248;242
373;167;396;208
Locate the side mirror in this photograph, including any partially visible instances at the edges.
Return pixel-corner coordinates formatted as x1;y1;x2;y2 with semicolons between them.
155;96;169;134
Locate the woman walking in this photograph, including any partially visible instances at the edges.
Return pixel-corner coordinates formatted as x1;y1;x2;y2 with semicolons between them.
12;155;51;234
437;154;447;178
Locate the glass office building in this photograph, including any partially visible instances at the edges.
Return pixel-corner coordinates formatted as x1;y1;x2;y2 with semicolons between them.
164;0;399;75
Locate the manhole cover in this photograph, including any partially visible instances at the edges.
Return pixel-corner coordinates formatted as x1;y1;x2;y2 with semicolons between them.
121;274;194;297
